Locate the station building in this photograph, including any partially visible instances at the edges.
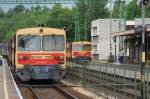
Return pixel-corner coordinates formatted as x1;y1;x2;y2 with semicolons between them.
91;19;120;61
113;18;150;64
91;18;150;63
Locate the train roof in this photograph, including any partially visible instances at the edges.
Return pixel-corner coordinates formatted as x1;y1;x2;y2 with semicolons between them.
72;41;91;44
16;27;65;35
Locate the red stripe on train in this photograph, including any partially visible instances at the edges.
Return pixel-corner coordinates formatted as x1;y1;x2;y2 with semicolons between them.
18;53;64;65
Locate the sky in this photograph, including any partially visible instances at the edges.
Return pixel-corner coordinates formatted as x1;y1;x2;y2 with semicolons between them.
0;0;132;12
106;0;132;10
0;4;74;12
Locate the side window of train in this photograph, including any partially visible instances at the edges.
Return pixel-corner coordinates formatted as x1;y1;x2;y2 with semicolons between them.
18;37;25;49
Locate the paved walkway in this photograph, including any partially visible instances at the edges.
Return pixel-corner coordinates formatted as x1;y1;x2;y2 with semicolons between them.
0;56;23;99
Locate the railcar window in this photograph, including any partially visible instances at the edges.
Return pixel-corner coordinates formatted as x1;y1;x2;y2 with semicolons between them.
42;35;64;51
72;44;82;51
83;44;91;51
18;35;41;51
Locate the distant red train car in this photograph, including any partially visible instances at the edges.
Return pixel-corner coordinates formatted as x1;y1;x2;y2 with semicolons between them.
67;41;92;60
7;27;66;82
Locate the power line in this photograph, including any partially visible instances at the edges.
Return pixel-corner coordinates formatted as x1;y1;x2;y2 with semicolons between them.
0;0;123;4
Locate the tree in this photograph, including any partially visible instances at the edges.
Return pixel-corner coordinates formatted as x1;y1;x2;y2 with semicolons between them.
112;1;120;18
145;6;150;17
0;3;109;42
0;8;5;18
13;5;25;13
89;0;109;19
113;0;150;20
46;4;75;41
125;0;141;20
75;0;109;41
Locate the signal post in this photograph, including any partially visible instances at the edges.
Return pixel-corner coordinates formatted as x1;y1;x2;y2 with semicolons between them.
137;0;149;99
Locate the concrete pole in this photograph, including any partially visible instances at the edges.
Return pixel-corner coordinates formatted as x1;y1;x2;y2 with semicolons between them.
141;2;146;99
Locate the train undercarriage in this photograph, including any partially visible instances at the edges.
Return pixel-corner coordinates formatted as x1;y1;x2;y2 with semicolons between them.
17;65;65;82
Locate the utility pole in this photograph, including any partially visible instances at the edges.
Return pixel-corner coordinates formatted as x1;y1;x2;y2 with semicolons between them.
137;0;149;98
119;0;126;53
141;3;145;98
75;0;80;41
84;0;88;41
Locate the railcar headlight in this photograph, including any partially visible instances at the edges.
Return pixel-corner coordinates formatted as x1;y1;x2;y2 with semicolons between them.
86;54;89;56
23;56;28;61
55;56;59;60
19;55;23;60
59;56;64;59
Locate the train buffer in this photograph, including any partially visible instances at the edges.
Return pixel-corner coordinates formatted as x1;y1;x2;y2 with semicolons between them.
0;56;23;99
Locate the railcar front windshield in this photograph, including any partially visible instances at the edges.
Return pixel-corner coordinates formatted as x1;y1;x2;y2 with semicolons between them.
83;44;91;51
18;35;41;51
42;35;65;51
72;44;82;51
72;44;91;51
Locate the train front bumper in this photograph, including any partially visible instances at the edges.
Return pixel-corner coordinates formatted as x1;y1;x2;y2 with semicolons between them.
17;65;63;81
32;65;60;80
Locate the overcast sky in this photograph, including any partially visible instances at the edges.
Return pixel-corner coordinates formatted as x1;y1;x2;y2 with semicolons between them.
0;4;75;12
0;0;132;12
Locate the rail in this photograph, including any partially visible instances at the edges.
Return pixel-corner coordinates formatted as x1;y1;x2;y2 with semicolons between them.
54;86;78;99
19;84;79;99
29;86;41;99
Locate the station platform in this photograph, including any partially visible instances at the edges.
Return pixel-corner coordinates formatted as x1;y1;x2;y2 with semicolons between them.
0;57;23;99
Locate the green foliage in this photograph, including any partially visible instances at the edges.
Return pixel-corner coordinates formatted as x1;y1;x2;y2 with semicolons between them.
126;0;141;20
46;4;75;41
145;6;150;17
112;1;120;18
0;2;109;42
13;5;25;13
76;0;109;41
113;0;150;20
0;4;75;42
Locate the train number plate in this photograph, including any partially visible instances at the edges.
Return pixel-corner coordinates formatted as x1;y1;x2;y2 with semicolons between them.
32;55;52;59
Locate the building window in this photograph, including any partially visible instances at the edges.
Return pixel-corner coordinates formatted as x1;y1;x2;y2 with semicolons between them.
93;27;97;35
93;36;99;44
92;45;97;53
93;54;99;61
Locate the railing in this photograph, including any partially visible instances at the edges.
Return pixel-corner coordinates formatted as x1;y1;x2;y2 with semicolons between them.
65;60;150;99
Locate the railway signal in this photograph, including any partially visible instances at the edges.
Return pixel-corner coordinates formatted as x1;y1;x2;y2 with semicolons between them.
143;0;149;5
137;0;149;6
136;0;149;99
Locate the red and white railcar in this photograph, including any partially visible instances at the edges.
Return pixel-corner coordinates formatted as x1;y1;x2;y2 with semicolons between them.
7;27;66;81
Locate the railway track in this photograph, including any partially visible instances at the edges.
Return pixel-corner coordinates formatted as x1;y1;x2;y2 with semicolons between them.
19;84;78;99
18;82;93;99
19;85;40;99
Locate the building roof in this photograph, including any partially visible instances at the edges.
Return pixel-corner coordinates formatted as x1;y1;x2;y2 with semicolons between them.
112;27;150;37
